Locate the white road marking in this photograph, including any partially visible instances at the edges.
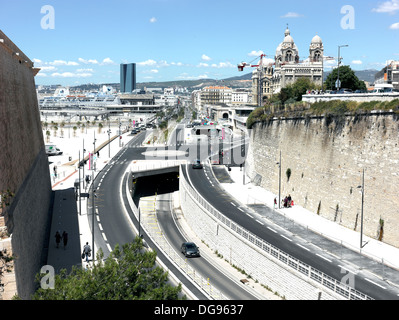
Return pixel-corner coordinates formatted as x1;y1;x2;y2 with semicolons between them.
256;219;264;225
280;235;292;242
297;244;310;252
316;253;332;263
364;278;386;290
267;226;277;233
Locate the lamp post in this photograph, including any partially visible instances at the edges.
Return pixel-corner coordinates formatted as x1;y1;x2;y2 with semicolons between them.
337;45;349;91
357;168;365;249
276;151;282;209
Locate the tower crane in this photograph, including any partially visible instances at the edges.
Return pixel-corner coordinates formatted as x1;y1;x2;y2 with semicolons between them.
237;54;274;106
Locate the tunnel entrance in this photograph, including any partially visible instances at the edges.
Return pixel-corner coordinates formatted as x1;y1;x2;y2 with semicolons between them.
131;171;179;207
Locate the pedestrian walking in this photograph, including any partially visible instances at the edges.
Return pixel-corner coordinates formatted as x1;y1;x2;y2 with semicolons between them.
53;165;57;178
82;242;91;263
274;197;277;209
62;231;68;250
55;231;61;248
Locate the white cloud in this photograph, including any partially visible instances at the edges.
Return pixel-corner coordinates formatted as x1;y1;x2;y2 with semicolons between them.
390;22;399;29
101;57;115;65
138;59;157;66
248;50;264;57
150;17;157;23
281;12;303;18
211;62;235;68
197;62;209;67
39;66;57;72
201;54;212;61
36;72;47;77
49;60;79;66
76;68;94;73
78;58;99;64
51;72;92;78
372;0;399;14
352;60;363;65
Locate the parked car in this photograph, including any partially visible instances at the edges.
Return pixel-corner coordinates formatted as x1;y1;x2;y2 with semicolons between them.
181;242;200;257
192;159;203;169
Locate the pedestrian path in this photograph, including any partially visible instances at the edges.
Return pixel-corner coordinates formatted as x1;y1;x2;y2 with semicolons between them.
215;165;399;281
47;131;136;273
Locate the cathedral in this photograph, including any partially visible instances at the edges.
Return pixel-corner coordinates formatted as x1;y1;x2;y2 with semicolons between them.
252;26;324;105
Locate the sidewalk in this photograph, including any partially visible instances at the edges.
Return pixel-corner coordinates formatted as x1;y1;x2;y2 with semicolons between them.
220;166;399;271
47;129;137;273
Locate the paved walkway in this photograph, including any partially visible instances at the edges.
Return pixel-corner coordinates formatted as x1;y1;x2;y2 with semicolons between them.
47;131;136;273
218;166;399;276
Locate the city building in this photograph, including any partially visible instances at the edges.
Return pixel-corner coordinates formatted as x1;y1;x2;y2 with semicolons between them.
120;63;136;93
375;60;399;90
200;85;233;106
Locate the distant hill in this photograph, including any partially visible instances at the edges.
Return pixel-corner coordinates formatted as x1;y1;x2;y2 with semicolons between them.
45;69;378;92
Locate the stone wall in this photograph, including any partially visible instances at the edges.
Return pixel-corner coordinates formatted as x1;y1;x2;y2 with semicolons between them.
246;112;399;247
0;30;52;299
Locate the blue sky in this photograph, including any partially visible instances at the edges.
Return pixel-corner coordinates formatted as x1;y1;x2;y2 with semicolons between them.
1;0;399;86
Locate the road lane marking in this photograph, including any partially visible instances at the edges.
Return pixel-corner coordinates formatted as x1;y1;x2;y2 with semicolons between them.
297;244;310;252
316;253;332;263
230;202;236;207
267;226;277;233
364;278;386;290
280;235;292;242
256;219;264;225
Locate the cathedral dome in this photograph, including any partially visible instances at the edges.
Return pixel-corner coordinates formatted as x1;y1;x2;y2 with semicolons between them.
311;34;322;44
283;35;295;44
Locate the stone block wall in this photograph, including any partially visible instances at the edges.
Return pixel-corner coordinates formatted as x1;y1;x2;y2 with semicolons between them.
246;112;399;248
0;30;52;299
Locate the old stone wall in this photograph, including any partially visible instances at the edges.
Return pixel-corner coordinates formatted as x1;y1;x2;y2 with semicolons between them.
246;112;399;248
0;30;52;299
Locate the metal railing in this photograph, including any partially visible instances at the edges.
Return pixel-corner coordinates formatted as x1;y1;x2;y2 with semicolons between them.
180;166;373;300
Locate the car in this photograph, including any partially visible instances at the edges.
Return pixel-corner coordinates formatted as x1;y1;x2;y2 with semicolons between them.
192;159;203;169
131;129;137;134
181;242;200;257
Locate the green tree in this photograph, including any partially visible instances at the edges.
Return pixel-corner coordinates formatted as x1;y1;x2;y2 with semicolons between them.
324;65;367;91
32;237;184;300
278;78;319;104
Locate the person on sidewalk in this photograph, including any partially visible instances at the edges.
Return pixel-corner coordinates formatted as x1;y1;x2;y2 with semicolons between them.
62;231;68;250
82;242;91;263
55;231;61;248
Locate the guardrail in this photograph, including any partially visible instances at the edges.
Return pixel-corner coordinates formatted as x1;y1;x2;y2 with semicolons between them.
180;165;373;300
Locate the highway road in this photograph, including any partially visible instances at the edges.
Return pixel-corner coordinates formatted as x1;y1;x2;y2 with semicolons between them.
88;125;260;300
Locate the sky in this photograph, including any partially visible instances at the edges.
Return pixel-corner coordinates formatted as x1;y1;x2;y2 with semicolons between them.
1;0;399;86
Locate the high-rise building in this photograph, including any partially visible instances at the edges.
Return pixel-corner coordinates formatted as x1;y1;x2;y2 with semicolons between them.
120;63;136;93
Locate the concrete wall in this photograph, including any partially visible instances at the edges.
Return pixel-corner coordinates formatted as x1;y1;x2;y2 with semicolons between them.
246;112;399;248
0;30;52;299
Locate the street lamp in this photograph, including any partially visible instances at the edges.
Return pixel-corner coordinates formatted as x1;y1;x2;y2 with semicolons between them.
357;168;365;249
276;151;282;209
337;45;349;91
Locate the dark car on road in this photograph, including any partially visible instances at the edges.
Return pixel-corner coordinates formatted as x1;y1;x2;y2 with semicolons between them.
192;159;203;169
131;129;137;134
181;242;200;258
